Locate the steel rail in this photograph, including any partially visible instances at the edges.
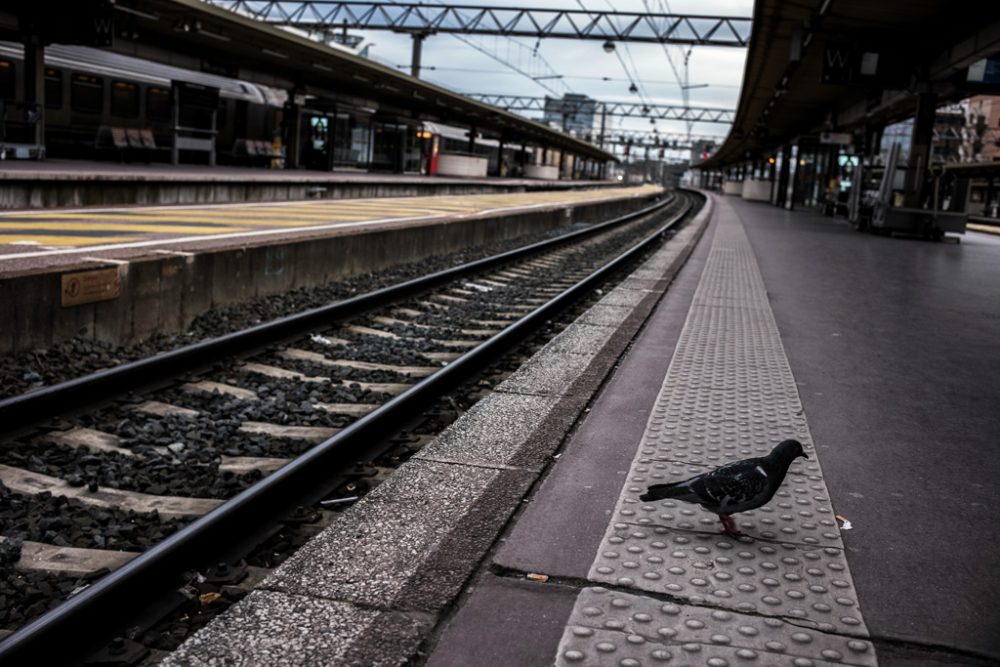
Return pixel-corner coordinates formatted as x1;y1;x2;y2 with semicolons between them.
0;191;699;665
0;193;671;436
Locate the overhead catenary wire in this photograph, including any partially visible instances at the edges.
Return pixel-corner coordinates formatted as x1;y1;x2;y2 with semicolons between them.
390;64;739;87
426;0;569;95
648;0;697;139
576;0;663;153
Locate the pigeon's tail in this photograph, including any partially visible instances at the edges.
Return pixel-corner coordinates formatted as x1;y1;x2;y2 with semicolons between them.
639;480;697;503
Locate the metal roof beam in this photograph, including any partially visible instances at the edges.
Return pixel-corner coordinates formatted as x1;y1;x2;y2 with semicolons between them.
211;1;751;46
466;94;735;123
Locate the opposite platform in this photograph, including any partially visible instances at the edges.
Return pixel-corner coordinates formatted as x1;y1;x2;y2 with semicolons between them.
0;184;659;353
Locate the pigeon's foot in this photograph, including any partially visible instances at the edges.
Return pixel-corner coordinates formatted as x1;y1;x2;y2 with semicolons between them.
719;514;744;537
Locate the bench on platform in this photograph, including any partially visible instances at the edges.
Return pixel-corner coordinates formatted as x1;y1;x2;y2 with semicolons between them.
96;126;168;163
233;138;284;168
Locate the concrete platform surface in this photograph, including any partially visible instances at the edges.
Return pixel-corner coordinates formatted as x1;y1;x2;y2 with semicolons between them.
0;184;659;271
426;195;1000;667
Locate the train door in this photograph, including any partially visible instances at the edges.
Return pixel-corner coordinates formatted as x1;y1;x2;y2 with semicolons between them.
418;128;438;174
401;124;421;173
371;120;402;171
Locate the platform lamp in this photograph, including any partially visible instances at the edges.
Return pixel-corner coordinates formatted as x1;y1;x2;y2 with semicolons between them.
603;40;615;53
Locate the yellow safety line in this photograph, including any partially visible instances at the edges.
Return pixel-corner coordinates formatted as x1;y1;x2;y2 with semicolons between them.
132;207;468;219
0;235;142;247
0;222;253;234
0;214;383;226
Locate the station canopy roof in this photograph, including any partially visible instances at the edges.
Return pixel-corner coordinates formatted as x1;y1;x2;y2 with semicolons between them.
0;0;616;162
700;0;1000;169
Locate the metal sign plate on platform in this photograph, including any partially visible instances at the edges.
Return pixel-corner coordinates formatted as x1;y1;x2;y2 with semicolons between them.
61;267;122;307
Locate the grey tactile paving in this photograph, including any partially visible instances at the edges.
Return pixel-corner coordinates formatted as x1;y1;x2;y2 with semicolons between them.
561;198;875;665
556;587;875;667
161;589;431;667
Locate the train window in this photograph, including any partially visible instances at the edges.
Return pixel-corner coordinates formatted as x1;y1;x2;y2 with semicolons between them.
0;60;13;101
45;68;62;109
111;80;139;118
71;73;104;113
146;86;171;122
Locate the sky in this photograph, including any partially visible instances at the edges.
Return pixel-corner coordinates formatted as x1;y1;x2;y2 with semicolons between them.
340;0;754;158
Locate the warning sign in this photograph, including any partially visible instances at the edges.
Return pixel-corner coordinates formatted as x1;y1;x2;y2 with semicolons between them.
61;267;122;307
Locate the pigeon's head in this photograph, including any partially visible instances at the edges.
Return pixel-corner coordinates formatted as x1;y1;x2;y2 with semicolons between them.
774;439;808;461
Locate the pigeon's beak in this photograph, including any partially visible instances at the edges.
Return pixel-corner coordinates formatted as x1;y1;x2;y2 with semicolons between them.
799;453;809;460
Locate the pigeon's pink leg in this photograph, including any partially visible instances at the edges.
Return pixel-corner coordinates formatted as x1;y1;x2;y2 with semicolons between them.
719;514;744;537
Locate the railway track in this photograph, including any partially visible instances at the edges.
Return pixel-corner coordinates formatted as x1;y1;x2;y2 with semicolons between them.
0;190;701;665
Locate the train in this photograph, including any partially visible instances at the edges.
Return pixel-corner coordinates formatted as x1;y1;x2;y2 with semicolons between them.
0;41;533;176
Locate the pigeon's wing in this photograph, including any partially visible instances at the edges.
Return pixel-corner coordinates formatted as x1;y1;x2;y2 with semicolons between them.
690;459;770;513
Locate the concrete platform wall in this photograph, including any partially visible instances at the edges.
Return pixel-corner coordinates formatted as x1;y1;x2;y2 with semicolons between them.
741;179;772;201
0;197;653;354
722;180;742;196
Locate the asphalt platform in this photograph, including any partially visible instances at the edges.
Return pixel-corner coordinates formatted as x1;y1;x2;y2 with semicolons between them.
163;193;1000;666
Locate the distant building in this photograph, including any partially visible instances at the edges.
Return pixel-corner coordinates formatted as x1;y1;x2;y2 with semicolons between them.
543;94;596;135
879;100;999;164
963;95;1000;162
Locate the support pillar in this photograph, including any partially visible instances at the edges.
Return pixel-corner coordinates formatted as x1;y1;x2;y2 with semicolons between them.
768;156;777;202
410;33;427;78
396;123;406;173
987;176;996;217
467;126;477;155
598;106;607;149
776;144;792;208
495;135;505;177
22;35;44;155
284;93;302;169
903;92;937;208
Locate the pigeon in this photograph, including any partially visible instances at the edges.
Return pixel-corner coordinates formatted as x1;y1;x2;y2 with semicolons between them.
638;439;808;536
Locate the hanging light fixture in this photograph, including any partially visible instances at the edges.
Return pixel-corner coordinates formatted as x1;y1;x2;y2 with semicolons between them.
603;40;615;53
629;82;638;94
